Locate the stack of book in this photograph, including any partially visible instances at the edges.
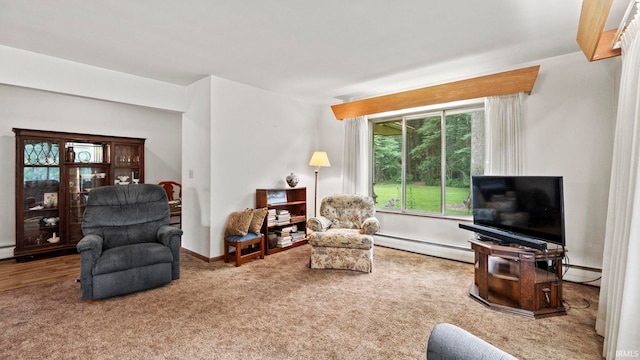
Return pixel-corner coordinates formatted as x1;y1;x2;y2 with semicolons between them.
290;231;306;243
276;209;291;224
267;209;277;227
276;237;292;248
273;226;294;247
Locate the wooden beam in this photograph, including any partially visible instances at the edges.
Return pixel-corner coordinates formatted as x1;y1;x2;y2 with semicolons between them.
331;66;540;120
576;0;619;61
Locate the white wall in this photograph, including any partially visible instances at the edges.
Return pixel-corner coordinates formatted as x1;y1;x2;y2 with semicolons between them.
182;77;213;257
319;52;618;283
0;46;185;112
201;76;324;259
0;84;182;258
309;106;345;214
525;52;616;273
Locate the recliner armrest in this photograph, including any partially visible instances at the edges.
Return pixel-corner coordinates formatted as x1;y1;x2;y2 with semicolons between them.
157;225;184;280
76;234;104;300
307;216;332;232
361;217;380;235
76;234;104;259
157;225;183;247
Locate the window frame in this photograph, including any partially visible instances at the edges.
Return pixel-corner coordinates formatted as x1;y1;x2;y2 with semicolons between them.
370;99;484;218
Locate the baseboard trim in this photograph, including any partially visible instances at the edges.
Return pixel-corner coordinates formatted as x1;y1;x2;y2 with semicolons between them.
0;246;15;260
180;247;224;263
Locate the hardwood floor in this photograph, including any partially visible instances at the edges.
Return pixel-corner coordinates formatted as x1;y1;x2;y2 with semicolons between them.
0;254;80;292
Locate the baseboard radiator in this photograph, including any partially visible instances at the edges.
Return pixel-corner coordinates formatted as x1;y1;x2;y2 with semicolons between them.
374;233;602;286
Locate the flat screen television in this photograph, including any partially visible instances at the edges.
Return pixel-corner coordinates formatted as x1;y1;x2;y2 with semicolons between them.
471;175;566;248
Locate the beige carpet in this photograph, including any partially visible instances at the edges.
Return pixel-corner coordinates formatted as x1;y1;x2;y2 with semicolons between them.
0;245;602;359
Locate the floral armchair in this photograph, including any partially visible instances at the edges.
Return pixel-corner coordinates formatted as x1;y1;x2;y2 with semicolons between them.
307;194;380;272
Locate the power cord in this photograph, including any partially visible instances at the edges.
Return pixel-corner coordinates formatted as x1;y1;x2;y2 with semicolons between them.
563;298;591;311
571;276;602;285
559;250;598;311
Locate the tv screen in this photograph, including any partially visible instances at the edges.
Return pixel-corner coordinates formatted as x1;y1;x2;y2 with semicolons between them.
471;176;566;247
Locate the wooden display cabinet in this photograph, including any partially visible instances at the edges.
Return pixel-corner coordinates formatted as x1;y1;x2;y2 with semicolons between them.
256;187;307;255
13;128;145;260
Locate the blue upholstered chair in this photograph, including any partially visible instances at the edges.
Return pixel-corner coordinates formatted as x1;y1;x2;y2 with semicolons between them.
223;208;266;266
76;184;183;300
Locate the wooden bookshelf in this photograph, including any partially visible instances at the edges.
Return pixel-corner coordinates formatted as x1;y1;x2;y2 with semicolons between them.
256;187;307;255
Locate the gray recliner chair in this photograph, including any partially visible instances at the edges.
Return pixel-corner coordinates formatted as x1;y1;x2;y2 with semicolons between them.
76;184;183;300
427;323;517;360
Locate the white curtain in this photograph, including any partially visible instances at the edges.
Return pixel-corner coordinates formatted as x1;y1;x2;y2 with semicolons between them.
342;115;370;195
596;5;640;358
484;92;525;175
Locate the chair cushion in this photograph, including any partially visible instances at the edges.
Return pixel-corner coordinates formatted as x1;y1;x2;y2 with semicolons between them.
308;229;373;250
225;232;262;243
310;246;373;272
93;242;173;275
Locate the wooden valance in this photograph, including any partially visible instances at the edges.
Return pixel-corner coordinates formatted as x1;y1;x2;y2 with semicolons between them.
576;0;621;62
331;65;540;120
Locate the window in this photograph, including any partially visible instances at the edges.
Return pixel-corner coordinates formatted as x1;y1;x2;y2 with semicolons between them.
372;104;484;216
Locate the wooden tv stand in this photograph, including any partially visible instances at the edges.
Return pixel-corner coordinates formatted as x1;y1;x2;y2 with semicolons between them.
469;239;566;319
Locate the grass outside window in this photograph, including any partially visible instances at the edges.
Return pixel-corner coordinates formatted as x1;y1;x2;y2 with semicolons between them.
373;183;471;216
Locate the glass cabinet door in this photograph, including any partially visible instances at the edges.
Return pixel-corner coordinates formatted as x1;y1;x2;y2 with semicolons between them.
22;138;61;248
67;165;109;244
114;144;142;184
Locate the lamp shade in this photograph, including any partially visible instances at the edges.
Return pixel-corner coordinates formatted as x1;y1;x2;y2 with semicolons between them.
308;151;331;167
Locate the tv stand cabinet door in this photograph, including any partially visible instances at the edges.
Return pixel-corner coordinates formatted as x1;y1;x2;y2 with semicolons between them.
534;282;561;309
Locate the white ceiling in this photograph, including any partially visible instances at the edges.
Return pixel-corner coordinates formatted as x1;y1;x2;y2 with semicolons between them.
0;0;629;103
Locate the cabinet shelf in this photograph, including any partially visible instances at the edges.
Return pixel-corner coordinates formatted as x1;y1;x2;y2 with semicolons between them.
269;200;306;207
25;208;59;212
267;218;307;229
266;238;308;254
65;162;109;165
